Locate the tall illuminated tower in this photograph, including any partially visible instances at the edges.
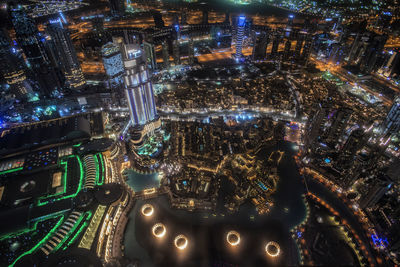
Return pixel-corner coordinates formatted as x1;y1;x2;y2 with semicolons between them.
46;18;86;90
122;44;157;126
382;96;400;135
235;15;246;60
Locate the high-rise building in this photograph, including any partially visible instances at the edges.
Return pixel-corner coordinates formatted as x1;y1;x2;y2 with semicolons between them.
270;31;281;59
378;51;400;78
359;174;392;209
304;103;331;149
46;18;86;90
188;38;195;64
173;40;180;65
122;44;157;126
382;96;400;135
102;42;124;88
152;11;165;28
301;34;314;65
294;34;304;60
9;4;62;97
283;39;292;60
360;34;388;73
180;11;187;25
251;31;269;61
162;41;169;68
325;107;353;146
336;128;366;170
235;15;246;60
0;28;33;100
109;0;125;17
143;41;157;70
9;4;48;70
202;10;208;24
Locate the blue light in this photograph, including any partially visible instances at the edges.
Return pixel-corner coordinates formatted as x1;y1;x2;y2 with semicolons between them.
289;14;294;19
174;24;179;32
238;15;246;27
59;12;67;24
217;32;221;36
324;158;331;163
325;18;332;22
297;231;302;238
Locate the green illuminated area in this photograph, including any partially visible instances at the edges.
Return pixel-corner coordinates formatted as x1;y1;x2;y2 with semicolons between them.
0;167;23;176
96;153;105;186
322;71;345;86
136;134;163;158
37;155;84;206
53;211;93;252
0;215;65;267
1;149;106;266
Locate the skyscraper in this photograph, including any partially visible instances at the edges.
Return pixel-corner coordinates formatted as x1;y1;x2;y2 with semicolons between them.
235;15;246;60
188;38;195;64
294;33;304;60
202;10;208;24
382;96;400;135
283;39;292;60
162;41;169;68
359;174;392;209
143;41;157;70
270;31;281;59
251;30;269;61
336;128;366;170
46;18;86;90
301;33;314;65
109;0;125;17
102;42;124;88
9;4;62;97
9;4;48;70
0;28;33;100
173;40;180;65
122;44;157;126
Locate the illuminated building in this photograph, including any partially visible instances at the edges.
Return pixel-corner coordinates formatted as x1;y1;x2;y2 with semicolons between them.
109;0;125;17
9;4;61;96
382;96;400;135
162;41;169;68
9;4;48;70
46;18;86;90
0;28;33;100
336;128;365;170
359;174;392;209
235;15;246;60
188;38;195;64
270;31;281;59
101;42;124;88
324;107;353;146
143;41;157;70
294;33;304;60
359;34;388;73
378;50;400;78
301;34;313;65
283;39;292;60
173;40;180;65
122;44;157;126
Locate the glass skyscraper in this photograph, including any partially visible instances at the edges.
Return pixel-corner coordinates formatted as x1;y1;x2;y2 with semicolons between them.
122;44;157;126
235;15;246;60
46;18;86;90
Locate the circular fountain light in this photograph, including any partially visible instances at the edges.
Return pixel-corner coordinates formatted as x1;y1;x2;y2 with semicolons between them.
174;234;188;250
152;223;166;238
141;204;154;217
265;241;280;257
226;231;241;246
